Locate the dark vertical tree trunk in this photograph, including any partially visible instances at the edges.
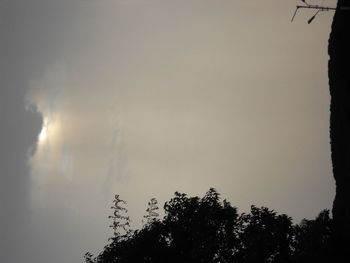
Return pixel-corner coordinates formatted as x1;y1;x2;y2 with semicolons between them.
328;0;350;254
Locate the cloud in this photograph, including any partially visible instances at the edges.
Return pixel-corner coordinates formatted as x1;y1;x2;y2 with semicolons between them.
25;59;129;261
0;73;43;263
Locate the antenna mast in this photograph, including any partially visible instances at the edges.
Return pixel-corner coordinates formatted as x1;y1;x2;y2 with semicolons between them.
291;0;349;23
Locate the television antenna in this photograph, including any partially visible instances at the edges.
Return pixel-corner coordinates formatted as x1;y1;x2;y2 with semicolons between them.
291;0;349;24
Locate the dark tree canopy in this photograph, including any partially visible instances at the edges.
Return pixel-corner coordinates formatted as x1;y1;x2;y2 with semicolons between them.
85;189;334;263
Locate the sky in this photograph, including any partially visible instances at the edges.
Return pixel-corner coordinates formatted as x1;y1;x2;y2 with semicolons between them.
1;0;336;262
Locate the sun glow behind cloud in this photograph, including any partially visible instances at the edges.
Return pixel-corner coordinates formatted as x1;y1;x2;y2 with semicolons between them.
38;125;47;142
25;61;128;219
24;57;130;260
25;64;76;207
37;116;61;146
29;111;72;205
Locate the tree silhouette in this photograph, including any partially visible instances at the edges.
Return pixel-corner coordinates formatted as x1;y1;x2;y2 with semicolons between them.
83;252;94;263
293;210;332;262
238;206;293;263
162;188;240;262
328;0;350;253
84;189;333;263
143;198;160;226
86;195;131;263
108;194;130;242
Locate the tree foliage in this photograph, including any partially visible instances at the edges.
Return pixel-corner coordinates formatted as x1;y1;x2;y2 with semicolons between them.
85;189;333;263
108;194;130;242
143;198;160;226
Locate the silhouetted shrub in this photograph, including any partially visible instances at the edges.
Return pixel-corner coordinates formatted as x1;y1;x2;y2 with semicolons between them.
85;189;333;263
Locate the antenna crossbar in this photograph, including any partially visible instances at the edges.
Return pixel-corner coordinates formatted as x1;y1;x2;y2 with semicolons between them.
296;5;336;12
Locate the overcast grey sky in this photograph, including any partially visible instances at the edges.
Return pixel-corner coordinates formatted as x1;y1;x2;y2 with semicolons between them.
1;0;335;262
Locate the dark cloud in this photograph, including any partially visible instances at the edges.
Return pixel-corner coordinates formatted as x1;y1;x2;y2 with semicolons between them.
0;85;42;262
0;1;78;262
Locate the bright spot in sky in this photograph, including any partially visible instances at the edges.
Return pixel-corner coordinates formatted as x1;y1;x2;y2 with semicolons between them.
36;116;59;145
38;125;47;143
